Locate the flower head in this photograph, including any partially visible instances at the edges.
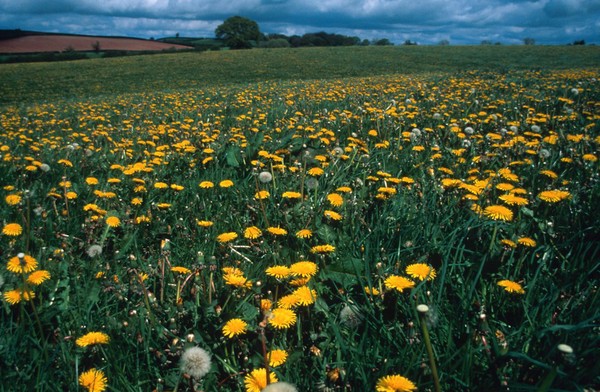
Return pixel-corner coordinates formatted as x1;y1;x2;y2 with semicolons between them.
266;265;291;279
497;279;525;294
217;232;238;243
7;254;38;274
244;226;262;239
27;270;51;285
267;349;288;367
105;216;121;228
79;368;107;392
181;346;212;380
327;193;344;207
376;374;417;392
268;308;297;329
483;205;513;221
310;244;335;254
76;332;110;347
405;263;436;281
295;229;312;239
262;382;298;392
289;261;318;278
2;223;22;236
222;318;248;338
244;368;278;392
384;275;415;293
5;194;22;205
4;289;35;305
538;190;571;203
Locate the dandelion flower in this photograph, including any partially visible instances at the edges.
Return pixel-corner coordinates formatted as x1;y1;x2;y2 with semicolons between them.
79;368;107;392
290;261;318;277
5;194;22;205
181;346;212;380
293;285;317;306
76;332;110;347
282;191;302;199
307;167;324;176
327;193;344;207
265;265;291;279
384;275;415;293
154;182;168;189
267;349;288;367
199;181;214;189
7;254;38;274
217;232;238;243
517;237;537;247
267;226;287;236
244;226;262;239
538;190;571;203
324;210;342;220
364;286;380;296
171;266;192;275
224;272;252;289
86;177;99;185
499;194;528;206
376;374;417;392
483;205;513;221
2;223;22;236
3;289;24;305
278;294;301;309
105;216;121;228
262;382;298;392
405;263;436;281
255;190;270;200
222;318;247;338
197;220;214;227
268;308;297;329
244;368;278;392
497;279;525;294
27;270;51;285
295;229;312;239
310;244;335;254
219;179;234;188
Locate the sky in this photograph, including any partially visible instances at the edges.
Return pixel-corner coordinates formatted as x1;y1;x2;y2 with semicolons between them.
0;0;599;45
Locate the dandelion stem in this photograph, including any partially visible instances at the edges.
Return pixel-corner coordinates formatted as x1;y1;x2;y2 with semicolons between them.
417;304;441;392
536;367;557;392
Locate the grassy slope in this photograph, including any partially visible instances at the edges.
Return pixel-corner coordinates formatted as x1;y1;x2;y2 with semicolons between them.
1;45;599;105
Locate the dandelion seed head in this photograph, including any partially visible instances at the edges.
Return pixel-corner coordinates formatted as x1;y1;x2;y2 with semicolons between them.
87;245;103;258
262;382;298;392
180;346;212;380
258;171;273;183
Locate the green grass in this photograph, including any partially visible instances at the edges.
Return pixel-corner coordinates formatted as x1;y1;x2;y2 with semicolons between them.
0;45;599;105
0;46;598;391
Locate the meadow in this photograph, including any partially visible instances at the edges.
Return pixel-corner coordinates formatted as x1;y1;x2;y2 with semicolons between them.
0;46;599;391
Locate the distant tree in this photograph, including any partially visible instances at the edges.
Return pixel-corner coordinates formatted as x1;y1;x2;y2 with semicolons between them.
361;39;370;46
176;32;180;38
573;40;585;45
215;16;260;49
480;40;493;45
260;38;290;48
523;37;535;45
374;38;393;46
403;39;417;46
438;39;450;46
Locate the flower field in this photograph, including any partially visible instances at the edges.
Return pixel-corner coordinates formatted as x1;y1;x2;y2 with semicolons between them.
1;50;599;391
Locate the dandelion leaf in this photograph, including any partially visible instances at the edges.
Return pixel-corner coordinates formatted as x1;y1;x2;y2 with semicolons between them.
225;146;241;167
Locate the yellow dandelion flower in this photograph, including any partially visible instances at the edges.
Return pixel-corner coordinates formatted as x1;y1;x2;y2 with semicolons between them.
219;179;234;188
499;194;528;206
86;177;99;185
224;273;252;289
336;186;352;193
79;368;108;392
2;223;22;236
496;183;515;191
76;332;110;347
135;215;151;224
217;232;238;243
517;237;537;247
296;229;313;239
290;261;318;277
364;286;380;296
222;267;244;276
497;279;525;294
267;349;288;367
171;266;191;274
222;318;247;338
307;167;324;176
131;197;143;206
265;265;291;279
310;244;335;254
154;182;169;189
405;263;436;281
27;270;51;285
244;368;278;392
483;205;513;221
3;289;24;305
293;285;317;306
196;220;214;227
327;193;344;207
267;226;287;236
268;308;297;329
376;374;417;392
255;190;270;200
244;226;262;239
501;239;517;248
105;216;121;228
7;254;38;274
199;181;214;189
170;184;184;191
384;275;415;292
582;153;597;162
282;191;302;199
260;299;273;312
540;170;558;179
278;293;301;309
538;190;571;203
378;187;397;195
324;210;342;220
5;194;22;205
289;277;311;286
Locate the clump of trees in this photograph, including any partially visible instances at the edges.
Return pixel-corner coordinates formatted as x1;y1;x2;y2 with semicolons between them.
214;16;394;49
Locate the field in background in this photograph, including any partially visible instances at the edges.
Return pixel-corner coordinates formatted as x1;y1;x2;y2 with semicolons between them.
0;46;599;391
1;45;599;106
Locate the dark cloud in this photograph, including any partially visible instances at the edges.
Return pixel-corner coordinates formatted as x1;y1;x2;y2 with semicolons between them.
0;0;598;44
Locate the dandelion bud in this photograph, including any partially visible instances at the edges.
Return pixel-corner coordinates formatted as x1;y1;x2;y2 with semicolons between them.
180;347;212;380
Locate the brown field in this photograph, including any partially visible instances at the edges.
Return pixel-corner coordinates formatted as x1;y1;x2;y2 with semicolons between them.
0;34;192;53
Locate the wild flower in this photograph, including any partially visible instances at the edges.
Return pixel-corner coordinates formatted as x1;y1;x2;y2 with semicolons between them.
222;318;248;338
376;374;417;392
384;275;415;292
2;223;23;236
180;347;212;380
295;229;312;239
3;289;35;305
289;261;318;277
483;205;513;221
310;244;335;254
405;263;436;281
244;226;262;239
267;349;288;367
26;270;51;285
538;189;571;203
6;253;38;274
258;171;273;183
217;232;238;243
76;332;110;347
79;368;107;392
244;368;278;392
105;216;121;228
497;279;525;294
262;382;297;392
268;308;297;329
